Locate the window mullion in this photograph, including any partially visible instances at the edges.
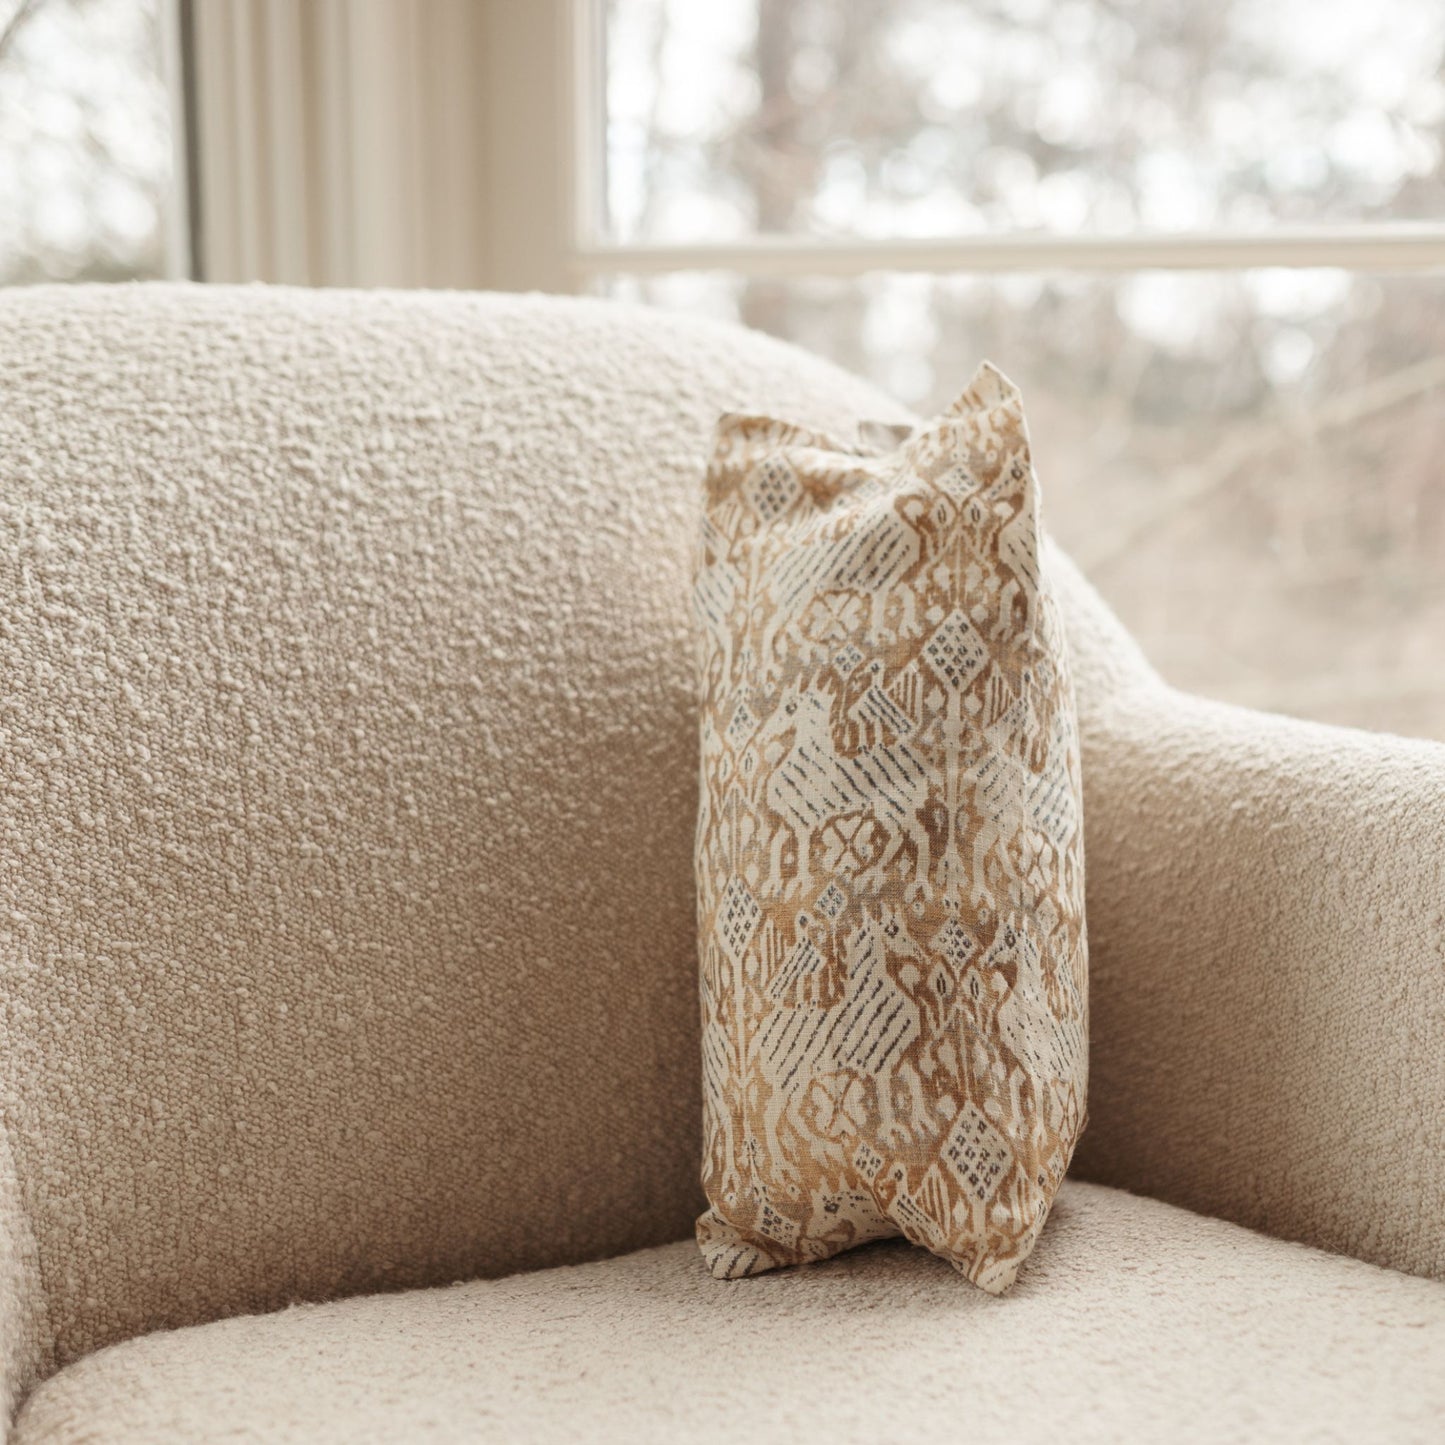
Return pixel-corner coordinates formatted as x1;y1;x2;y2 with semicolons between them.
574;226;1445;279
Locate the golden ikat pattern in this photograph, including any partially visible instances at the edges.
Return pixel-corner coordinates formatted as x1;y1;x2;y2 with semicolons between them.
693;363;1086;1294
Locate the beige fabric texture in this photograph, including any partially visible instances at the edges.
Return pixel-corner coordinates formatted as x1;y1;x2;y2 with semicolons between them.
1075;687;1445;1275
694;367;1087;1289
0;284;1442;1434
15;1182;1445;1445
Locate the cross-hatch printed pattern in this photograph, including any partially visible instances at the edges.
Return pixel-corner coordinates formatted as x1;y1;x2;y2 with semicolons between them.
693;363;1087;1295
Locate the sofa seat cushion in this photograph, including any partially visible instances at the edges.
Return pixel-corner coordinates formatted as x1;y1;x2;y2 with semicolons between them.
15;1182;1445;1445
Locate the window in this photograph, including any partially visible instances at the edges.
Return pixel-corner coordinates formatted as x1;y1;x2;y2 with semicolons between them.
3;0;1440;741
580;0;1445;743
0;0;185;284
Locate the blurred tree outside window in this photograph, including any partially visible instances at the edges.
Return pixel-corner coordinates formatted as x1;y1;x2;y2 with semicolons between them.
0;0;176;285
602;0;1445;742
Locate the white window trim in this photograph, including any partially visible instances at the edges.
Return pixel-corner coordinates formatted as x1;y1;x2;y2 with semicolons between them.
573;225;1445;280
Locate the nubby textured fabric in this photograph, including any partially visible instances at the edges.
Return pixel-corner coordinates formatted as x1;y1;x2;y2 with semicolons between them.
2;286;1443;1442
693;364;1087;1292
17;1184;1445;1445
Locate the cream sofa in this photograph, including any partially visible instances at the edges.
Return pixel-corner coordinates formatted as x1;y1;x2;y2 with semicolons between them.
0;285;1441;1443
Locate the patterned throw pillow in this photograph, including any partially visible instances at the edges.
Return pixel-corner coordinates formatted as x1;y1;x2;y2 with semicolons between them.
692;363;1086;1294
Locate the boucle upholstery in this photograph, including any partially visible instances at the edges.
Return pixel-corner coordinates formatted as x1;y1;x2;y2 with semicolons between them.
1077;689;1445;1276
15;1182;1445;1445
0;285;1441;1431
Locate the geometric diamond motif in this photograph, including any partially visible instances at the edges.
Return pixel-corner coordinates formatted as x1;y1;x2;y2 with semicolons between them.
814;883;847;922
932;916;978;971
943;1104;1014;1205
725;698;758;748
717;878;761;962
922;610;987;690
745;455;800;521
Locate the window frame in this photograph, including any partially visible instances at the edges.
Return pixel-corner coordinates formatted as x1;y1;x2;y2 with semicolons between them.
566;0;1445;286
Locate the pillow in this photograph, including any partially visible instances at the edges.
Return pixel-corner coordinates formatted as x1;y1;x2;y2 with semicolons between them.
692;363;1086;1294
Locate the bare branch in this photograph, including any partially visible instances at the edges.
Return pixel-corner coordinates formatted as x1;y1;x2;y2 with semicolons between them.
1080;355;1445;574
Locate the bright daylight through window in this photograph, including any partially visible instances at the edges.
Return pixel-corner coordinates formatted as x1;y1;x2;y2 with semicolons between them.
0;0;176;285
599;0;1445;742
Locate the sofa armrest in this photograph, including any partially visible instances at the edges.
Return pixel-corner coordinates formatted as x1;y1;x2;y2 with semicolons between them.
1072;672;1445;1279
0;1133;46;1433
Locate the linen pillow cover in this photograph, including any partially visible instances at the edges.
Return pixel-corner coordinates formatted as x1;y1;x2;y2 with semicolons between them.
692;363;1086;1294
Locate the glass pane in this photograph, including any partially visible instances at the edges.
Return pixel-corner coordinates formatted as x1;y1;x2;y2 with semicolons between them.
603;0;1445;242
601;268;1445;743
0;0;177;285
